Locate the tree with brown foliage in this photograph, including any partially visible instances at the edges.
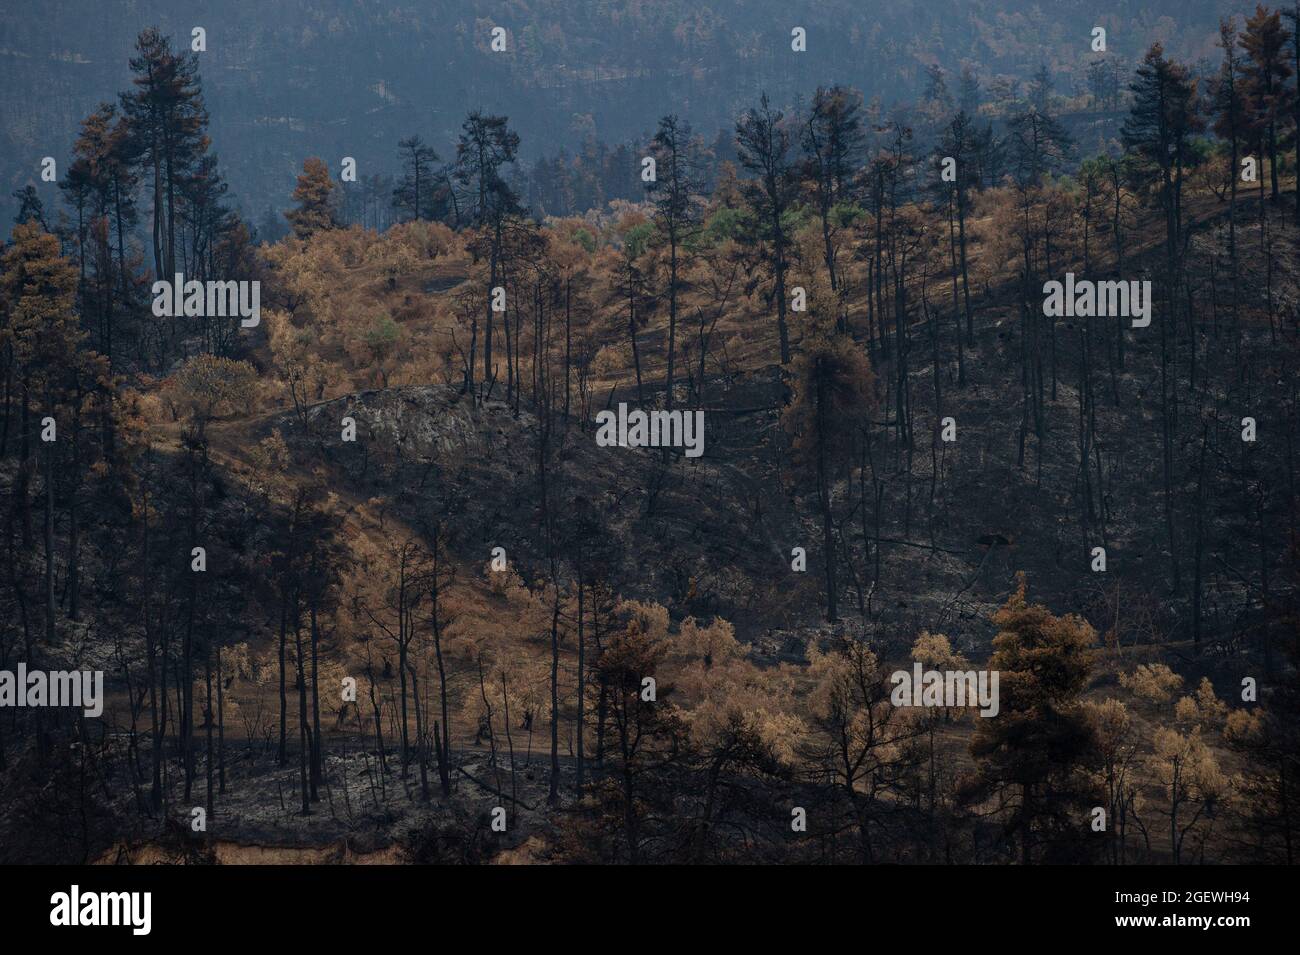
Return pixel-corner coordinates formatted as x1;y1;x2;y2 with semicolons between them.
962;575;1100;863
286;158;340;239
783;336;875;621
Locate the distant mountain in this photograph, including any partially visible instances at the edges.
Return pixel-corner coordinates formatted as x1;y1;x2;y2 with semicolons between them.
1;0;1235;224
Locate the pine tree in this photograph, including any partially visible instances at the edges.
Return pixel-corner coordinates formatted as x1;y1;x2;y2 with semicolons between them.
802;86;865;300
1123;43;1203;595
63;104;134;363
392;135;442;223
647;114;703;420
180;153;233;282
10;187;46;231
1215;17;1247;335
735;93;796;364
455;112;523;395
120;28;209;283
1007;107;1072;187
782;336;875;622
938;111;978;347
962;574;1100;863
1240;4;1294;203
590;609;690;862
1;223;92;648
286;158;339;239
